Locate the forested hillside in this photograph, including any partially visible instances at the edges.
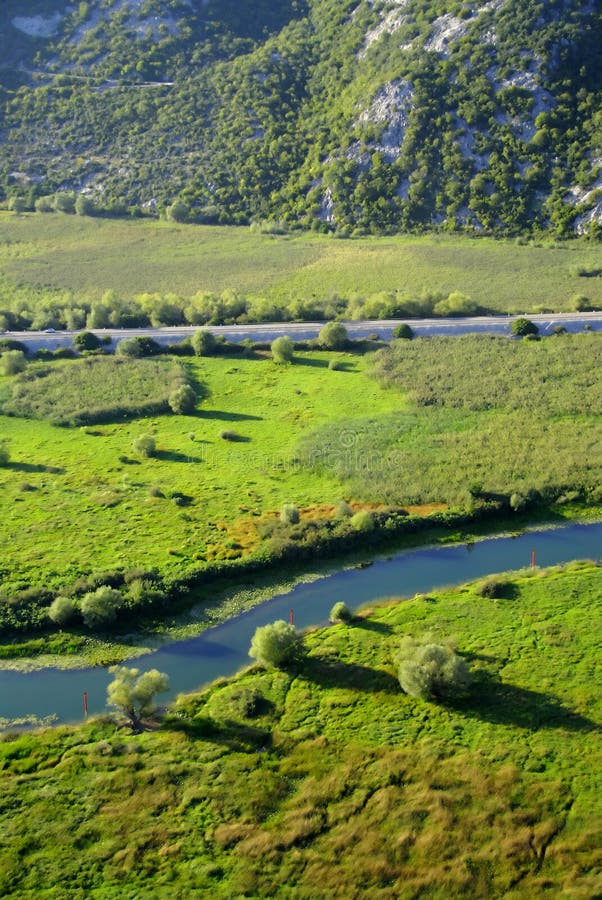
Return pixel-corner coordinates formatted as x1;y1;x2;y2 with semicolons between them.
1;0;600;235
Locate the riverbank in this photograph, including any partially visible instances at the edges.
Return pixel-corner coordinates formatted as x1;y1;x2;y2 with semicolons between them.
1;560;600;896
1;504;600;673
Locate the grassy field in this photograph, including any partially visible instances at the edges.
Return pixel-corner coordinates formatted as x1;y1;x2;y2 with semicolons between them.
1;562;600;897
301;333;602;505
0;349;401;594
1;213;601;312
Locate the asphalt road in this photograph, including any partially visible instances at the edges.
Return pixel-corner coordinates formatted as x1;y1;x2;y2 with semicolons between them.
4;311;601;352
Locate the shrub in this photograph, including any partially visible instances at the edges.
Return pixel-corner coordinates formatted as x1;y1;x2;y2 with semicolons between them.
511;317;538;337
167;200;189;223
328;358;344;370
475;576;511;599
73;331;102;352
80;586;123;628
116;336;161;357
395;635;472;700
392;323;414;340
54;192;76;214
280;503;300;524
249;620;301;668
271;335;294;364
318;321;349;350
220;429;243;441
191;330;217;357
350;510;374;532
330;601;352;623
0;441;10;466
1;350;26;376
509;492;527;511
334;498;353;518
8;196;27;214
75;195;95;216
571;294;592;312
35;195;55;212
132;434;156;458
48;596;78;626
168;384;197;414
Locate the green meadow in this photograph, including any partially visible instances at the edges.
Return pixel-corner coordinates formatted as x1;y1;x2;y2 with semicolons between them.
1;213;601;312
1;562;600;897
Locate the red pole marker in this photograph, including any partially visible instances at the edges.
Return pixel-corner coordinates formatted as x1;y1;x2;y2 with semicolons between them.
289;608;294;627
531;549;536;568
83;691;88;718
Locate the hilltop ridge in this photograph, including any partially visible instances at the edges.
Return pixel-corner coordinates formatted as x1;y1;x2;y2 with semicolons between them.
1;0;600;235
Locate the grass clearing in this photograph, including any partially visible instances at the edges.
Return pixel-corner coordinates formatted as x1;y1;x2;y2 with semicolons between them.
1;214;601;312
2;356;191;425
0;562;600;896
0;350;400;593
300;333;602;505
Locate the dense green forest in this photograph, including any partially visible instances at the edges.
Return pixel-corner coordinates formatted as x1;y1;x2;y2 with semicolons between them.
1;0;601;235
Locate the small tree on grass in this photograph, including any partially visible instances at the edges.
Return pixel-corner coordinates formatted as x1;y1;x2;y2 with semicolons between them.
330;601;352;623
318;321;349;350
249;621;301;668
511;317;538;337
0;441;9;466
73;331;101;352
191;329;217;357
271;335;294;364
392;323;414;340
80;586;123;628
168;384;197;414
395;635;471;701
107;665;170;730
133;434;156;458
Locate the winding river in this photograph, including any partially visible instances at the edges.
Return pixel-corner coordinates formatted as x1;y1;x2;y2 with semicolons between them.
1;521;600;727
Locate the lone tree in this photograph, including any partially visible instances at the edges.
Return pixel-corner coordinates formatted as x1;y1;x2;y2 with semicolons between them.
395;635;472;701
511;317;538;337
73;331;101;352
80;586;123;628
249;620;301;668
318;321;349;350
392;323;414;340
271;335;294;364
133;434;156;458
107;665;170;730
168;384;197;414
330;601;352;623
0;440;10;466
191;329;217;357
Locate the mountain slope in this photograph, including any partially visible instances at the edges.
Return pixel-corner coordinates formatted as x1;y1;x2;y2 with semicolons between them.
1;0;600;235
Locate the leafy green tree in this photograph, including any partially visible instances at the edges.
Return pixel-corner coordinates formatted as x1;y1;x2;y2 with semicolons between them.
318;321;349;350
191;330;217;356
330;601;352;623
511;317;538;337
395;635;472;701
392;323;414;340
54;192;76;214
0;350;26;376
73;331;102;352
35;196;55;213
271;335;294;363
75;195;95;216
107;665;170;729
48;596;78;626
168;384;197;414
167;200;189;223
350;510;374;532
80;586;123;628
133;434;156;458
8;197;26;214
249;620;301;668
116;336;161;357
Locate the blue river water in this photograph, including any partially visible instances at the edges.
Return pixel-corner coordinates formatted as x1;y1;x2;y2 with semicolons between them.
1;521;600;727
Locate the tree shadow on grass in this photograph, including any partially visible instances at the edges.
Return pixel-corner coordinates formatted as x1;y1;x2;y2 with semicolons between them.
7;462;65;474
352;617;394;635
154;450;202;463
196;409;263;422
451;672;600;733
298;654;400;694
293;356;330;368
166;715;271;751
